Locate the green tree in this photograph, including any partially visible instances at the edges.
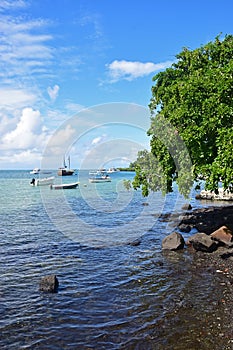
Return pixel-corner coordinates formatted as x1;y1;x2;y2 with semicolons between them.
133;34;233;196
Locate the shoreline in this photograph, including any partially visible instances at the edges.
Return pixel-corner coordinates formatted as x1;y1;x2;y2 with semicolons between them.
177;204;233;234
177;204;233;347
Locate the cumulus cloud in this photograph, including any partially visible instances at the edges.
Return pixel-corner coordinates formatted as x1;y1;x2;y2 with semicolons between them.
47;84;60;101
0;149;41;167
2;107;48;150
45;124;77;159
106;59;174;82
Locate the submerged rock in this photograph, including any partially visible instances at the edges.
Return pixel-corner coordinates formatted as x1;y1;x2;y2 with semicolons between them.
39;275;59;293
128;239;141;246
181;203;192;211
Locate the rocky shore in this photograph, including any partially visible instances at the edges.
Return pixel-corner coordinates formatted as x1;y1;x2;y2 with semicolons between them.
175;205;233;288
178;205;233;234
162;205;233;348
177;205;233;279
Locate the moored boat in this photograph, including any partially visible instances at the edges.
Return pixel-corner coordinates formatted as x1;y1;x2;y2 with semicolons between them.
57;168;75;176
89;170;111;183
51;182;79;189
30;167;40;174
58;156;75;176
30;176;55;186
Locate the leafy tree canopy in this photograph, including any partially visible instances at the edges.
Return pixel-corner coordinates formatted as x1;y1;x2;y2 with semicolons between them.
133;34;233;197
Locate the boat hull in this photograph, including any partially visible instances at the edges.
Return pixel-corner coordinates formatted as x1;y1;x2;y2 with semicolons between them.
57;168;75;176
89;177;111;183
51;182;79;189
31;177;55;186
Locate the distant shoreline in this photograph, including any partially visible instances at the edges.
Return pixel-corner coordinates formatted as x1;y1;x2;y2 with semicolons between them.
118;167;135;172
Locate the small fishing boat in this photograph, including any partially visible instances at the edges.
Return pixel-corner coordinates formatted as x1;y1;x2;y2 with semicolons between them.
30;167;40;174
30;176;55;186
57;156;75;176
51;182;79;190
89;170;111;183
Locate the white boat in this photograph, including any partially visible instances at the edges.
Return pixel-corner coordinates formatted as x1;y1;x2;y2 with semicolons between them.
57;156;75;176
51;182;79;190
30;167;40;174
30;176;55;186
89;170;111;183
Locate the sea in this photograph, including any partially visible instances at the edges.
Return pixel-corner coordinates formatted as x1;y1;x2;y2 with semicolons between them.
0;170;231;349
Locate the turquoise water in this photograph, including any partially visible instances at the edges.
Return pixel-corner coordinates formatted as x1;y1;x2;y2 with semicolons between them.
0;170;228;349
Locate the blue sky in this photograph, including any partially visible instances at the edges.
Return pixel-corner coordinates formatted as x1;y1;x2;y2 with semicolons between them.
0;0;232;169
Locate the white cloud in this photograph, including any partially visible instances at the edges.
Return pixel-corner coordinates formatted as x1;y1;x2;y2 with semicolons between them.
39;123;78;169
44;104;86;130
0;8;53;83
65;102;85;114
2;107;48;150
0;111;19;137
0;88;37;109
91;135;106;146
46;124;76;156
80;139;143;170
106;60;174;82
0;0;27;11
0;149;41;166
47;84;60;101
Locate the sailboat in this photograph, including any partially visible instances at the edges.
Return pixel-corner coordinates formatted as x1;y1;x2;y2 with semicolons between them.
57;156;75;176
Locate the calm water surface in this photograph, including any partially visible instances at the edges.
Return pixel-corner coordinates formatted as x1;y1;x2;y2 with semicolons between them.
0;170;230;349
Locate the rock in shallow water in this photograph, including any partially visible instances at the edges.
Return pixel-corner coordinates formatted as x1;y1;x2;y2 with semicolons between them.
186;233;218;253
39;275;59;293
162;232;185;250
210;226;233;247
